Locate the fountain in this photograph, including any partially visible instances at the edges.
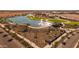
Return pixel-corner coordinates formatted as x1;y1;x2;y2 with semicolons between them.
8;16;52;28
38;19;44;26
38;19;52;27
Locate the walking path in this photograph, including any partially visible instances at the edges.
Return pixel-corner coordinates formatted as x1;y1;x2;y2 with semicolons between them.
57;31;78;48
0;23;77;48
10;30;39;48
74;39;79;48
0;23;39;48
44;28;76;48
44;33;67;48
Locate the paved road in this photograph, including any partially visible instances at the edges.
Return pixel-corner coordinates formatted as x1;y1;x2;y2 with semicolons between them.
58;32;79;48
0;27;24;48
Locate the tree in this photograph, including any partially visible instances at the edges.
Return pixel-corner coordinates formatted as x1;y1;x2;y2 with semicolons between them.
67;36;70;39
6;25;11;30
62;42;66;45
52;22;63;28
34;30;38;39
54;41;59;48
0;17;8;23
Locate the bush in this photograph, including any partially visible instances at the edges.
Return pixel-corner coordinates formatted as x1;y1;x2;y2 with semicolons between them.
54;41;59;48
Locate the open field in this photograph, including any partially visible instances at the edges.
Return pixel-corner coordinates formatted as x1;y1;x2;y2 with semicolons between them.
6;24;65;47
55;14;79;21
27;15;79;25
0;27;24;48
0;11;33;18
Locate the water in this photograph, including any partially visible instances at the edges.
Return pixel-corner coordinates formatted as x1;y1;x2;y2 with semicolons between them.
8;16;52;27
8;16;41;27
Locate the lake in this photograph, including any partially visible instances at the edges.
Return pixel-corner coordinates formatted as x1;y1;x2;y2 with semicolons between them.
8;16;41;27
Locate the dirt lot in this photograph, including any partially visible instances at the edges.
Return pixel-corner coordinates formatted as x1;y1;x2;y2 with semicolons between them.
0;11;79;21
55;14;79;21
9;24;65;47
0;11;32;18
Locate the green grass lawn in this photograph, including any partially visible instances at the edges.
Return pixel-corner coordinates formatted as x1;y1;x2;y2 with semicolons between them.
27;16;47;20
48;19;66;22
27;16;66;22
65;21;79;25
27;15;79;25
